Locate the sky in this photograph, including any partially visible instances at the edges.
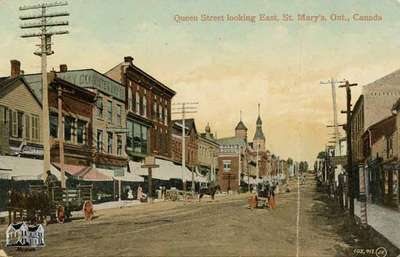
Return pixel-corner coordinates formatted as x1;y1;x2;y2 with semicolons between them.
1;0;400;165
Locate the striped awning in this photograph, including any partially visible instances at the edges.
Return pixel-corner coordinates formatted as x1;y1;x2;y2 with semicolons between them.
52;163;113;181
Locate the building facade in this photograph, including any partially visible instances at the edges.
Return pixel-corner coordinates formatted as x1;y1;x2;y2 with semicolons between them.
105;56;176;161
198;123;219;182
0;60;96;167
57;67;128;175
217;136;246;192
171;119;198;170
0;62;42;157
23;73;96;166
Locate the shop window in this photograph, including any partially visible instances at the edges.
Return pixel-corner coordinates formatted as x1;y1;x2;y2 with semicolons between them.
127;121;133;149
133;122;141;153
142;126;148;153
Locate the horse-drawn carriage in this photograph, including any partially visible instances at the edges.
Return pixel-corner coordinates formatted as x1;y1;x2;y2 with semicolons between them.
248;182;272;209
7;183;94;224
164;183;219;201
164;188;193;201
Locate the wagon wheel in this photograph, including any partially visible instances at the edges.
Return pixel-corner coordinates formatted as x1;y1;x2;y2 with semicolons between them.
56;205;65;223
83;200;94;221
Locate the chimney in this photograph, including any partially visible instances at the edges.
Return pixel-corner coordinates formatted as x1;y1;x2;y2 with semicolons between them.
124;56;133;65
59;64;68;72
10;60;21;78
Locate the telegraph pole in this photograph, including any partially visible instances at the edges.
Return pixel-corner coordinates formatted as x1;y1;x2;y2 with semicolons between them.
172;102;198;195
19;1;69;182
320;78;346;144
339;80;358;218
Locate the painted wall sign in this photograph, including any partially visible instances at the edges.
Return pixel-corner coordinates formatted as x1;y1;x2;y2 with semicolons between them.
58;70;125;101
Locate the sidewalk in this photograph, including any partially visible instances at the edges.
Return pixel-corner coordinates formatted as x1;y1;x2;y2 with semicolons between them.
0;199;157;219
355;200;400;249
0;193;231;219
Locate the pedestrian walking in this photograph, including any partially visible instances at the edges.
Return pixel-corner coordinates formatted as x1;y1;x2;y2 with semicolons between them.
269;182;277;209
127;187;134;200
137;185;143;201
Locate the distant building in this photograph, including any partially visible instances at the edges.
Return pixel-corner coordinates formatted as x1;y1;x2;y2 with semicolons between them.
217;135;247;192
171;118;198;170
197;123;219;182
253;104;266;152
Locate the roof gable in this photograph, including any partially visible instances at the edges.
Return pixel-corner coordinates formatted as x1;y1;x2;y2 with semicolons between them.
0;76;42;107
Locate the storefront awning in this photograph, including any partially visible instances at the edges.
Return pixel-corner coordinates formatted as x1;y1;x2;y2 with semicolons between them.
97;167;144;182
52;163;113;181
0;155;61;181
243;175;257;185
129;159;194;181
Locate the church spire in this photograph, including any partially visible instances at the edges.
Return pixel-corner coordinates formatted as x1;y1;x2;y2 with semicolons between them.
254;103;265;142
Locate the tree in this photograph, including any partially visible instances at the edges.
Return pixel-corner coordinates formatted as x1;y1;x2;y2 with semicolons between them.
317;151;326;159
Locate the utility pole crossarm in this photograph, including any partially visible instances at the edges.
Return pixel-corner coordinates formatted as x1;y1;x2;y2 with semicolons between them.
321;78;346;145
19;1;70;188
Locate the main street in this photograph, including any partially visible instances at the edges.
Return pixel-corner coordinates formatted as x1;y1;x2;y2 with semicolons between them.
2;175;369;257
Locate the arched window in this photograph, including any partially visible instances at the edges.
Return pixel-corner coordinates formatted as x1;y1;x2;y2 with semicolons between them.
143;96;147;117
153;102;157;120
135;92;140;114
128;88;132;111
159;104;162;121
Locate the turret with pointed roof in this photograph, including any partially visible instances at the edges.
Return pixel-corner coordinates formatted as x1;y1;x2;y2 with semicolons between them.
235;111;247;142
253;104;265;151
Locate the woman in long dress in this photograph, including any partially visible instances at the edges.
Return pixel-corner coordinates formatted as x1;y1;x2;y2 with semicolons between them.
137;185;143;201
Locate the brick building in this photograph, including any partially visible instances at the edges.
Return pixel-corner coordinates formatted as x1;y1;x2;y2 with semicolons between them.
171;119;198;170
106;56;175;161
23;72;96;166
57;67;128;175
217;136;246;192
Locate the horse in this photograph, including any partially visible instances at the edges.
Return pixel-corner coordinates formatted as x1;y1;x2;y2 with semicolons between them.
199;184;220;201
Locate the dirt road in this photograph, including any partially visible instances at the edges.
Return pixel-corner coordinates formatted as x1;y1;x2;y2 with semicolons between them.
1;175;393;257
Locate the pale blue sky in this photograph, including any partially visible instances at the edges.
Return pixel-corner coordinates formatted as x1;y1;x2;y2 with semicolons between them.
1;0;400;163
